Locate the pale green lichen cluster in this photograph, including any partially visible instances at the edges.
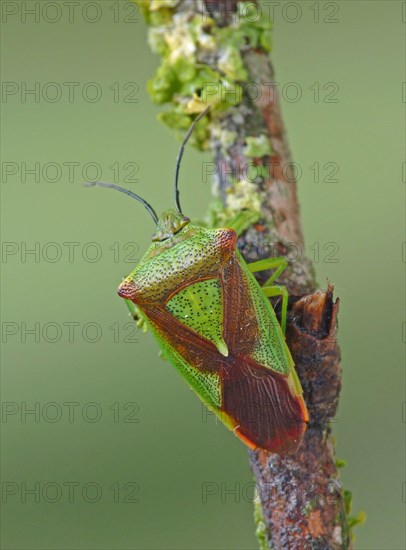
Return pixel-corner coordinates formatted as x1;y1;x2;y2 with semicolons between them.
136;0;271;225
254;494;268;550
343;488;367;542
225;178;262;215
135;0;272;149
244;135;272;158
336;459;366;543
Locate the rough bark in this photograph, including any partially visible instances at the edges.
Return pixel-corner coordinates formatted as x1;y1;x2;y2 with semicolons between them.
200;1;350;548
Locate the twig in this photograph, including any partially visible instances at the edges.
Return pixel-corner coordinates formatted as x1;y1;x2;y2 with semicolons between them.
137;0;359;547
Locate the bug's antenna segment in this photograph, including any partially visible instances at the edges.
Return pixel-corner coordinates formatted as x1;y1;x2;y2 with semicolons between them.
174;105;211;215
85;181;159;225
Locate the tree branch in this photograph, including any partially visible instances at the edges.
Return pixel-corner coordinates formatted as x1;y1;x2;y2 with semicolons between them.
136;0;363;547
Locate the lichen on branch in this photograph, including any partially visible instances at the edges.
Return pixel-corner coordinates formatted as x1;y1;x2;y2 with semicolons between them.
136;0;272;146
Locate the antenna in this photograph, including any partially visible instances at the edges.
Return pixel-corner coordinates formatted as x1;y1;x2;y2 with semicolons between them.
85;181;159;225
174;105;211;215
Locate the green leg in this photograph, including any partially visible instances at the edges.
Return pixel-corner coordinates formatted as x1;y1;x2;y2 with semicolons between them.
124;297;148;333
262;285;289;335
223;210;260;237
124;298;139;321
248;257;289;334
247;257;288;285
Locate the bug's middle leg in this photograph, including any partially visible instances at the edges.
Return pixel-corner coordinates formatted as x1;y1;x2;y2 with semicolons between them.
248;257;289;334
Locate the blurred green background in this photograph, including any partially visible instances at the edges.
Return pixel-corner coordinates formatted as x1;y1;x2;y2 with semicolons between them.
1;1;404;548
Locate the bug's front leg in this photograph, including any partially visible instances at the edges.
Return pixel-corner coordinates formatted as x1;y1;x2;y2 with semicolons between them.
124;298;148;333
124;298;138;321
248;257;289;334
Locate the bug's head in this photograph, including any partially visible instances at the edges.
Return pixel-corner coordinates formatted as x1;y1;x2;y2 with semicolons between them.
86;106;210;239
152;210;190;242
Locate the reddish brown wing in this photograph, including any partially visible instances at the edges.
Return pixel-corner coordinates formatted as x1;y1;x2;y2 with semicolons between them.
220;355;306;454
220;252;307;453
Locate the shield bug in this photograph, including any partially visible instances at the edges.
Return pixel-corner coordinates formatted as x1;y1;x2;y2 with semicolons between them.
87;108;308;454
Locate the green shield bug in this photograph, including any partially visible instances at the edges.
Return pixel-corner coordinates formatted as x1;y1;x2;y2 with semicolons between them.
87;107;308;454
